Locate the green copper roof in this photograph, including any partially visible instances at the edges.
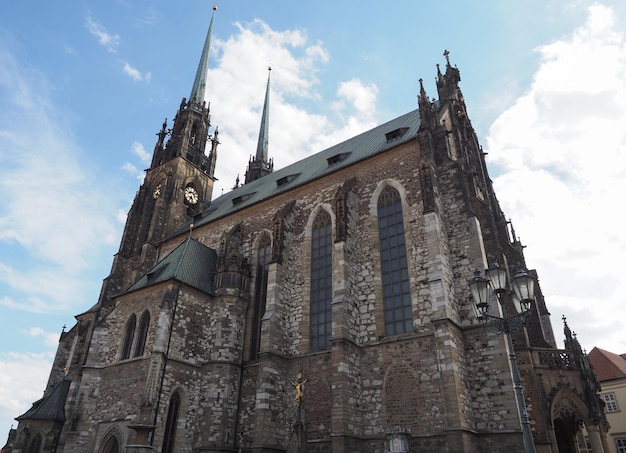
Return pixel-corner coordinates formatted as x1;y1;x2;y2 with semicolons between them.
189;7;216;103
179;108;421;234
126;237;217;295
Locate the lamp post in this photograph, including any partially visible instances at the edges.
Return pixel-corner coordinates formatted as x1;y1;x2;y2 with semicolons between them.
468;261;537;453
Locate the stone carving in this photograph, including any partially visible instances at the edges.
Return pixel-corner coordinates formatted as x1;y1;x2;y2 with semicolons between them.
386;426;410;453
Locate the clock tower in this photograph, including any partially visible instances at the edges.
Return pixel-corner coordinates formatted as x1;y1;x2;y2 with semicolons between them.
101;7;219;309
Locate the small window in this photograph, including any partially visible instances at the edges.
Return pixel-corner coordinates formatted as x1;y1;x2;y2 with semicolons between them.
385;127;409;142
326;152;351;165
276;174;300;187
617;438;626;453
147;264;168;282
603;392;619;412
232;192;255;205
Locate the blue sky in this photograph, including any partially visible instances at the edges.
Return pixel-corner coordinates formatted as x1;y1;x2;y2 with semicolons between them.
2;0;626;437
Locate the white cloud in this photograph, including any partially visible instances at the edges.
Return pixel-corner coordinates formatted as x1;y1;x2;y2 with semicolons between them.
86;16;120;53
485;4;626;353
205;20;378;196
132;141;151;162
116;209;129;224
0;352;53;432
333;78;379;123
122;161;145;182
123;62;142;81
25;327;61;348
0;40;119;313
123;62;151;82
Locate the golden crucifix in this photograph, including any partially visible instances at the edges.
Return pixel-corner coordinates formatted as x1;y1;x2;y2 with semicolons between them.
291;371;308;407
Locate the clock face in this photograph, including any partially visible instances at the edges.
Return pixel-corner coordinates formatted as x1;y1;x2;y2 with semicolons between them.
152;184;162;199
184;186;199;205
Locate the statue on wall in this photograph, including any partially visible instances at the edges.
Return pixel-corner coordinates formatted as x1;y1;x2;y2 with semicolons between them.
291;371;308;408
287;371;307;453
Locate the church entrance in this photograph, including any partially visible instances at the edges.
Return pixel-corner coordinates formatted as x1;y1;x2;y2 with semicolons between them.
554;413;580;453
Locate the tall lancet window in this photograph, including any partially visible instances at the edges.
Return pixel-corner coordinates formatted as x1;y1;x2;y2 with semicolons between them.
377;186;412;335
133;311;150;358
162;392;181;453
120;314;136;360
250;234;271;360
310;210;333;350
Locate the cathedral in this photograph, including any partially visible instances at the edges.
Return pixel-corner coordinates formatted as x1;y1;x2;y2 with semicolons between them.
4;9;611;453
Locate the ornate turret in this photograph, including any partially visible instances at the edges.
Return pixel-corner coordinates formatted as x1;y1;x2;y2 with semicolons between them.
436;49;461;102
417;78;435;129
245;67;274;184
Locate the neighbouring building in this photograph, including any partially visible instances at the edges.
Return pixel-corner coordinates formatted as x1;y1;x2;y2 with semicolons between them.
5;10;611;453
588;347;626;453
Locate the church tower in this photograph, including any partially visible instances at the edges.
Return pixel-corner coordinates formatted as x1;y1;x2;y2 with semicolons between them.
104;6;220;305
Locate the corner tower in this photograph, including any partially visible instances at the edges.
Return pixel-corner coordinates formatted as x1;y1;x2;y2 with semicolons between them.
105;6;220;305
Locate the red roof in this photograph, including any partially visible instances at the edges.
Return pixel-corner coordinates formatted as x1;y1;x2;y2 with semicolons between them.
588;347;626;381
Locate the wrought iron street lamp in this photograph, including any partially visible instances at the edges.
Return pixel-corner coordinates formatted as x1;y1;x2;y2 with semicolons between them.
468;261;537;453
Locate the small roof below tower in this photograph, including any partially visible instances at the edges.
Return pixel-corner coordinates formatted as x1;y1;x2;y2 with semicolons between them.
126;236;217;295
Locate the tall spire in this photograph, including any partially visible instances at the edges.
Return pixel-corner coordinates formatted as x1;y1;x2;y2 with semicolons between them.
255;67;271;162
244;67;274;184
190;5;217;103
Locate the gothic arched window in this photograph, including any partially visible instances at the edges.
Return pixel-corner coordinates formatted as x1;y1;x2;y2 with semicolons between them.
310;210;332;350
120;314;136;360
26;432;42;453
162;392;181;453
133;311;150;358
377;186;412;335
250;234;271;360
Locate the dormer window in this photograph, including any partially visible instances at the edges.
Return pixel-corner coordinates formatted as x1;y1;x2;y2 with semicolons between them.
147;264;168;282
276;174;300;187
385;127;409;142
232;192;256;206
327;152;351;166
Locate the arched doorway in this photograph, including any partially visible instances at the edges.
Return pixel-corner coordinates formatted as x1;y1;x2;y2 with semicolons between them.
100;431;121;453
554;413;581;452
551;389;586;453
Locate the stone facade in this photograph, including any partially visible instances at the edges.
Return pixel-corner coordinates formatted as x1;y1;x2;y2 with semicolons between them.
6;22;609;453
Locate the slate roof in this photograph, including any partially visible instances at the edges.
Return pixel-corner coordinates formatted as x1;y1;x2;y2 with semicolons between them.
16;376;71;422
588;347;626;381
176;109;421;235
126;236;217;295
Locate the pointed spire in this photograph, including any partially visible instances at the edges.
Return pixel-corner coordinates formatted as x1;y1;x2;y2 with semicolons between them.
417;78;434;128
244;67;274;184
255;66;271;162
190;5;217;103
